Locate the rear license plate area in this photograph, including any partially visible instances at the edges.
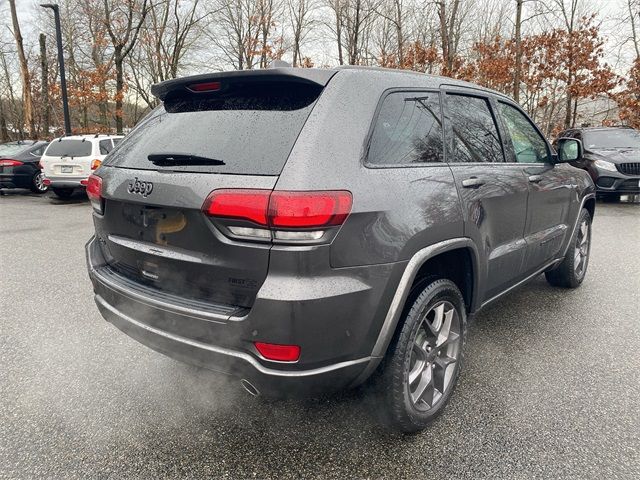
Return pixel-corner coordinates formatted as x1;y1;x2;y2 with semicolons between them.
61;166;73;173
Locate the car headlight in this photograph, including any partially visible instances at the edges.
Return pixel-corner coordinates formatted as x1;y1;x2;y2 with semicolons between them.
594;159;617;172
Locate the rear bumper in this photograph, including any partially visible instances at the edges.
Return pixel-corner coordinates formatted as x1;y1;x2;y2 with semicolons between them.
86;236;400;397
45;175;87;188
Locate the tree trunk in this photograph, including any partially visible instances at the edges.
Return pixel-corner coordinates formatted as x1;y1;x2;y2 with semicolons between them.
39;34;50;138
114;48;124;134
437;1;450;74
9;0;35;138
513;0;523;102
335;4;343;65
0;99;9;142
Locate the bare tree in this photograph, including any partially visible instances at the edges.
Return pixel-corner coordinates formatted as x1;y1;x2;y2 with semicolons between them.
129;0;206;108
8;0;35;138
103;0;150;133
288;0;317;66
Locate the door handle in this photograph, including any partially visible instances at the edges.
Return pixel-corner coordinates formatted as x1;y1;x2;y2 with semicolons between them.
528;174;543;183
462;177;485;188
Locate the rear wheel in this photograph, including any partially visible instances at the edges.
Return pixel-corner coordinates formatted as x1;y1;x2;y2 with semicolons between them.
52;187;74;199
545;208;591;288
378;278;466;433
30;171;48;193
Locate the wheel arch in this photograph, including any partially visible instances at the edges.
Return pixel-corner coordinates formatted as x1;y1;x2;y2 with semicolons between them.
351;238;480;386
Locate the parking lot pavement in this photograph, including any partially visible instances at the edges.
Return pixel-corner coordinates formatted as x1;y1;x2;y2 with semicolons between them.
1;190;639;479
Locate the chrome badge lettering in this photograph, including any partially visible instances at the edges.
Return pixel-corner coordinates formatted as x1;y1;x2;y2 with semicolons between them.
127;177;154;197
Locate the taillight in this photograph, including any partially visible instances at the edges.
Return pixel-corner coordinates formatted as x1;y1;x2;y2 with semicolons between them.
254;342;300;362
0;159;23;167
90;159;102;170
202;189;352;243
43;179;51;186
86;174;103;214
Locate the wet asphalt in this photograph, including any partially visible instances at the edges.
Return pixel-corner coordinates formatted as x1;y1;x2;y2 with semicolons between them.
1;190;639;479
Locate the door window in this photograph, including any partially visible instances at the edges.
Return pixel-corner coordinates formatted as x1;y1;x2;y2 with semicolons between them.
99;139;114;155
445;94;504;163
498;102;550;163
367;91;444;165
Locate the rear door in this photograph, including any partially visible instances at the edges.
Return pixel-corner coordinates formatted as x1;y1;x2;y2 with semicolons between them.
442;90;530;302
95;73;331;308
496;100;572;274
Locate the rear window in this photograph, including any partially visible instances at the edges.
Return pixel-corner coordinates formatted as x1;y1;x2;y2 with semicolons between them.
104;82;322;175
0;142;32;156
45;139;92;157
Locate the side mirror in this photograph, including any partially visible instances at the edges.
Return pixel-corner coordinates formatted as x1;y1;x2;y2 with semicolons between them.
556;137;583;163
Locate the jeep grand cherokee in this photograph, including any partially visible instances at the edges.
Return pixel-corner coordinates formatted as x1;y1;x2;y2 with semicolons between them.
86;67;595;432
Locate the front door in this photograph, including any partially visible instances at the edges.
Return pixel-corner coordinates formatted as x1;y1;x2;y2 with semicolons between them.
443;91;530;302
495;100;572;275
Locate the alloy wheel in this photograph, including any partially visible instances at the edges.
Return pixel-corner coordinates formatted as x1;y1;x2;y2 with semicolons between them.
34;172;47;192
407;300;461;411
574;219;590;279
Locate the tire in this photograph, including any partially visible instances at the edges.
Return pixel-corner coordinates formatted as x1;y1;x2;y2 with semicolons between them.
30;171;48;194
377;278;467;433
52;187;74;199
545;208;592;288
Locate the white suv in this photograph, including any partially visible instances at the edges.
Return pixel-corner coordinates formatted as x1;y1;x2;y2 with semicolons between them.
40;134;123;199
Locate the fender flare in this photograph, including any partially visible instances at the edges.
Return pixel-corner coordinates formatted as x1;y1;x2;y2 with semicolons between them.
352;237;480;385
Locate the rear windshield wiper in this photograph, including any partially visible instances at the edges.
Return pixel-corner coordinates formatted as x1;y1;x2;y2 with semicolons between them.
148;153;226;166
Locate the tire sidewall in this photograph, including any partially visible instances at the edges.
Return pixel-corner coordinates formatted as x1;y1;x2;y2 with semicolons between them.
571;209;592;285
386;279;467;431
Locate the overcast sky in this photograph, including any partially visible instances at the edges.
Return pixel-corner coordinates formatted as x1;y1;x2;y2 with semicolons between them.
2;0;637;76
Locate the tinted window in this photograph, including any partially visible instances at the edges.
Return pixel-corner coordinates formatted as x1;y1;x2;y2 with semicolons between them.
45;139;92;157
104;82;322;175
0;142;30;156
368;91;443;165
113;138;123;146
99;139;113;154
583;129;640;149
498;102;550;163
30;146;45;156
445;94;504;163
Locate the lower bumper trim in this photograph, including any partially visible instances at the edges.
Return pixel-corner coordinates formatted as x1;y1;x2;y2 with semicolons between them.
95;294;371;379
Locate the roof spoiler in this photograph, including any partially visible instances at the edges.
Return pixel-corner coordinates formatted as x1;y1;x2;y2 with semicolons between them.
151;68;336;102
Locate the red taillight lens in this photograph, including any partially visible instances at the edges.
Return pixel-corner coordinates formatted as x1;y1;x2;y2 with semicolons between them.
0;159;23;167
188;81;221;92
202;189;352;233
86;174;103;214
43;178;51;186
203;189;271;226
254;342;300;362
269;191;352;228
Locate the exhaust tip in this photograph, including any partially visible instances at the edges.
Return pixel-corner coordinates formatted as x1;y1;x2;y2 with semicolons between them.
240;379;260;397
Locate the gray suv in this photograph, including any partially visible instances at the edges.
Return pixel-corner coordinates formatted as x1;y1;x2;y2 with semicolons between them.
86;67;595;432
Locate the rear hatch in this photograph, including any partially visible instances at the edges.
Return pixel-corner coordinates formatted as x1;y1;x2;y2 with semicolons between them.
42;139;94;178
95;69;335;309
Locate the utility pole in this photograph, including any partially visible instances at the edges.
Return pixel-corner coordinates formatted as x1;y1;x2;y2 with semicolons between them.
40;4;71;136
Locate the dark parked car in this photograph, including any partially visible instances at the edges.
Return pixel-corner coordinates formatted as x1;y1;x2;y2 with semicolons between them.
86;67;595;432
0;140;49;193
555;126;640;200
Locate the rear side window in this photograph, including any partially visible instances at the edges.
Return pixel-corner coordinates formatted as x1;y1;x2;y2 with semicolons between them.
445;94;504;163
45;139;92;157
367;91;444;165
99;139;113;154
104;82;322;175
